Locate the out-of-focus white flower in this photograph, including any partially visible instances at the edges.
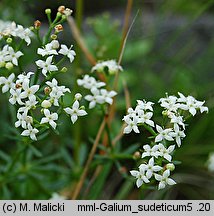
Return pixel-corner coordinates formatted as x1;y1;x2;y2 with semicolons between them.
0;73;15;93
77;75;106;90
50;193;66;200
139;157;162;179
64;100;87;124
154;169;176;190
207;153;214;172
155;125;174;143
85;88;101;109
123;115;140;134
36;56;58;76
91;60;123;75
137;100;154;112
158;143;175;162
59;44;76;63
21;124;39;141
40;109;58;129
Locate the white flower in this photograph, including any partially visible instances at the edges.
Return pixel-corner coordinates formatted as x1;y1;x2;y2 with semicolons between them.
3;45;23;66
137;111;154;127
64;100;87;124
40;109;58;129
159;95;178;113
123;115;140;134
137;100;154;111
169;114;185;129
50;193;66;200
130;167;150;188
141;144;160;158
91;60;122;75
99;89;117;105
85;88;102;109
155;125;174;143
16;72;34;84
158;144;175;162
0;73;15;93
154;169;176;190
37;41;59;56
59;44;76;63
77;75;105;90
18;95;38;114
170;124;185;147
35;56;58;76
9;88;24;105
207;153;214;172
15;112;33;129
20;80;39;99
21;124;39;141
139;157;162;179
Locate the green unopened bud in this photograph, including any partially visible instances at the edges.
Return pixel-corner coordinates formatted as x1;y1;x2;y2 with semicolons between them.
166;163;175;171
0;61;6;68
45;9;51;14
56;12;62;18
75;93;82;101
51;34;57;40
61;67;67;73
29;26;34;31
6;37;13;44
162;110;168;116
41;100;52;109
5;62;13;70
61;15;67;21
80;106;85;110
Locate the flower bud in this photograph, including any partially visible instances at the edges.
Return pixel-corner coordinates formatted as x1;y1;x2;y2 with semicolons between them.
15;83;22;89
29;26;34;31
56;12;62;18
61;15;67;21
162;110;168;116
51;40;59;49
55;24;63;32
166;163;175;171
41;100;52;109
5;62;13;70
51;34;57;40
0;61;5;68
45;8;51;14
58;6;65;13
80;106;85;110
75;93;82;101
34;20;41;29
61;67;67;73
44;87;51;95
133;151;141;160
26;116;33;124
6;37;13;44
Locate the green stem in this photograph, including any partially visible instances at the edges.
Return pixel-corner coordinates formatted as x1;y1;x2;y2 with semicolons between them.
142;123;157;136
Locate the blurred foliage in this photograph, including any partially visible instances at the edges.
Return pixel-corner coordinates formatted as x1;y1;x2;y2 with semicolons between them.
0;0;214;200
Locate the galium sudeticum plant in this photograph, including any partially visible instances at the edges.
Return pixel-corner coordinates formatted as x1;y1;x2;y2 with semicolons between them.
0;7;91;141
123;93;208;190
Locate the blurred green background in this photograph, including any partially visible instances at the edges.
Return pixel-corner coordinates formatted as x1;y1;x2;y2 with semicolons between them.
0;0;214;199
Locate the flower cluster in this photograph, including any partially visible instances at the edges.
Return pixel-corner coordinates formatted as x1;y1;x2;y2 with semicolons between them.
0;20;32;45
91;60;123;75
0;8;87;141
0;45;23;69
77;74;117;109
123;93;208;190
